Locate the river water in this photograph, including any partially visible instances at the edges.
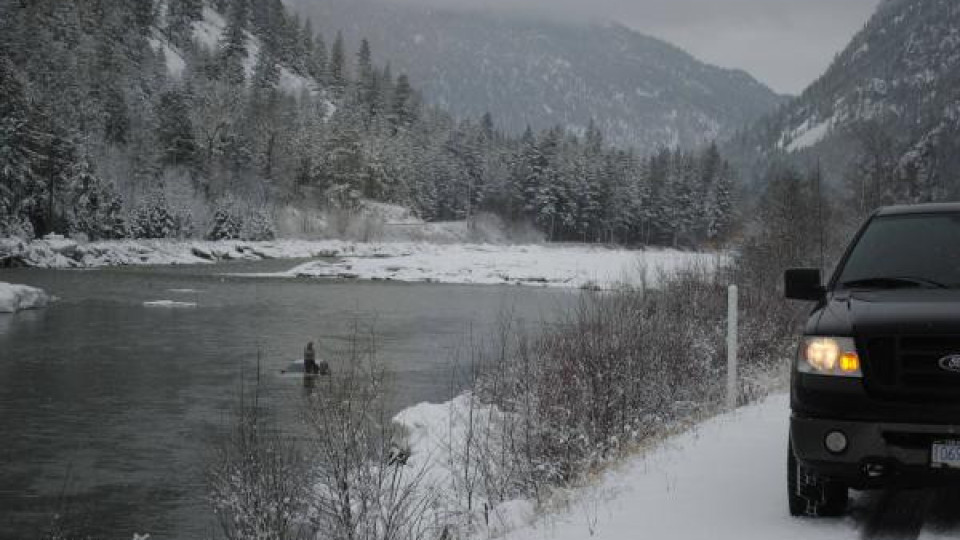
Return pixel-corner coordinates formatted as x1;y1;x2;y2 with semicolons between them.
0;260;574;540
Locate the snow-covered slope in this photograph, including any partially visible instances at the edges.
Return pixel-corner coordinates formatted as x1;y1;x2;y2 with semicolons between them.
733;0;960;195
148;4;320;98
287;0;785;152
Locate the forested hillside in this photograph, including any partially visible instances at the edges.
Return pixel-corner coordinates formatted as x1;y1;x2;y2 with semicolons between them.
288;0;785;152
0;0;737;247
730;0;960;216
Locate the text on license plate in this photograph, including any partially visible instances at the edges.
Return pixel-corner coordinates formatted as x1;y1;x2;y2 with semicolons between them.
931;441;960;469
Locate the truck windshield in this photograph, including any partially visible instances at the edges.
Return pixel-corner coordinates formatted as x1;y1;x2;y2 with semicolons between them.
837;213;960;290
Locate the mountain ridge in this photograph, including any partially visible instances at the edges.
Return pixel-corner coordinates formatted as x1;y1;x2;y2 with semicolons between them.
730;0;960;206
287;0;786;153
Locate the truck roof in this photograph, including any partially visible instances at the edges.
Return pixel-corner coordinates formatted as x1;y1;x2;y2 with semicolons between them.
877;203;960;216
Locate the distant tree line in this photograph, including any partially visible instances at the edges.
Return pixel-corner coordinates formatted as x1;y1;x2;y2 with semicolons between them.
0;0;738;247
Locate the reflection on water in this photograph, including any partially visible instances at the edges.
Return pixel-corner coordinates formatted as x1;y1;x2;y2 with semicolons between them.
0;261;573;540
0;308;44;336
0;312;10;336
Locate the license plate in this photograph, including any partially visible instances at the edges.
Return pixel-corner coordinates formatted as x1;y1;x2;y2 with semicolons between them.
931;441;960;469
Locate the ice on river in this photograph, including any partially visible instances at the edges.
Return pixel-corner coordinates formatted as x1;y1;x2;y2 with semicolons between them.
0;282;51;313
143;300;198;309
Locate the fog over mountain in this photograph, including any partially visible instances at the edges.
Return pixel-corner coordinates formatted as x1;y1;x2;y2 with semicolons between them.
363;0;881;94
289;0;788;152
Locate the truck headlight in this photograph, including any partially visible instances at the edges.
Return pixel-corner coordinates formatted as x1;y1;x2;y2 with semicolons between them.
798;337;863;378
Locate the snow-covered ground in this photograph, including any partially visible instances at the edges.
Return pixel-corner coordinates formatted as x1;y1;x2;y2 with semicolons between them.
0;236;396;268
396;394;960;540
0;282;51;313
244;244;715;289
2;236;716;290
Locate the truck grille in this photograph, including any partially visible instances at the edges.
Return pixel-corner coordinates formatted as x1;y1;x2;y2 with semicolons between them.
864;335;960;401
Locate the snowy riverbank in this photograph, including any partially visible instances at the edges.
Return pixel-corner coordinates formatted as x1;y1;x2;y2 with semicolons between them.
0;236;375;269
396;393;956;540
1;236;718;290
388;394;786;540
0;282;52;313
240;243;716;289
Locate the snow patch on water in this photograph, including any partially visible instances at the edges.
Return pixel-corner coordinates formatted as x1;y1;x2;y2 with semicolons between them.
143;300;198;309
0;282;51;314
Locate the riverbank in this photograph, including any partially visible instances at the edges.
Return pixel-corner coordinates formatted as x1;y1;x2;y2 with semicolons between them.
238;243;715;289
1;236;717;290
390;393;796;540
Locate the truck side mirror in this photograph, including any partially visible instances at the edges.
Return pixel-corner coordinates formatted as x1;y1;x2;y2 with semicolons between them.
785;268;824;301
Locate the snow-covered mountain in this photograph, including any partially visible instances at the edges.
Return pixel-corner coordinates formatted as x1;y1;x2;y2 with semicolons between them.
286;0;785;153
733;0;960;199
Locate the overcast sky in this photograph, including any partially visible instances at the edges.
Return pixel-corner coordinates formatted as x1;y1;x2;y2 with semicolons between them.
384;0;882;95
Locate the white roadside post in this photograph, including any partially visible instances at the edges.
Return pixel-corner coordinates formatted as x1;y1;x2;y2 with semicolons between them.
726;284;739;410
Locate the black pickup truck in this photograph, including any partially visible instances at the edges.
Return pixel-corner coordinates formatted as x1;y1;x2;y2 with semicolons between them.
785;203;960;517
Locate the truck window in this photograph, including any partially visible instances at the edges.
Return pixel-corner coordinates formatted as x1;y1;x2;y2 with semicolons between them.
836;213;960;289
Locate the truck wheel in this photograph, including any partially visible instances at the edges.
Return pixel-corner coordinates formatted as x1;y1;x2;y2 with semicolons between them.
788;438;848;517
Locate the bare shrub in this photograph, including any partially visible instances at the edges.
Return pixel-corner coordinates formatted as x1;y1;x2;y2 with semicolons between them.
301;331;437;540
207;373;310;540
461;259;799;511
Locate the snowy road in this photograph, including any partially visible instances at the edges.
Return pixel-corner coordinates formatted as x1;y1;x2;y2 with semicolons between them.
502;395;960;540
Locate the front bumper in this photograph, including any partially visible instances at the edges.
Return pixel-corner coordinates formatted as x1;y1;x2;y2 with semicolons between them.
791;415;960;489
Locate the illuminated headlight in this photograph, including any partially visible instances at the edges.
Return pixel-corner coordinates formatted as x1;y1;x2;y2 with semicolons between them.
797;337;863;378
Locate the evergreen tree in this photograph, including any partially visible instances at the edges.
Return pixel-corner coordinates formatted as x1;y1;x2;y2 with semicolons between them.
704;161;733;242
322;107;366;208
0;57;38;217
166;0;203;46
390;74;415;131
132;0;156;37
67;160;127;240
252;45;280;92
220;0;249;86
309;30;329;83
355;38;377;114
132;191;178;239
103;85;130;145
156;89;199;169
207;207;242;240
328;31;347;98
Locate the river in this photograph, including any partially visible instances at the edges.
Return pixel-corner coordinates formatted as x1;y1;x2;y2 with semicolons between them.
0;260;575;540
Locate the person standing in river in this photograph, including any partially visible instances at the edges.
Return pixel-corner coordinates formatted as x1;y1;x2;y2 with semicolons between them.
304;341;331;376
304;342;319;375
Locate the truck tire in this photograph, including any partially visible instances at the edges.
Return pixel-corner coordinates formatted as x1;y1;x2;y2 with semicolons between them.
788;438;848;517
